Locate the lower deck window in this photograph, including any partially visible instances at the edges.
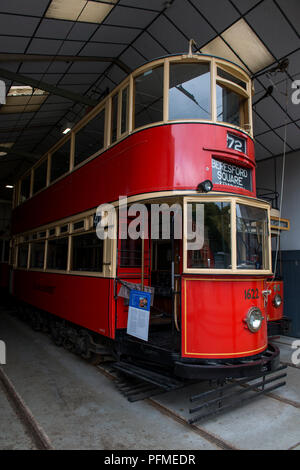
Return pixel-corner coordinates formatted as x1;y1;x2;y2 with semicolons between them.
71;232;103;272
236;204;269;270
187;202;231;269
18;244;29;268
47;237;68;270
120;238;142;268
30;241;45;269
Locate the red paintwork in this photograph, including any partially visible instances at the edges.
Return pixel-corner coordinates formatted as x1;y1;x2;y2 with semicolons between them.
12;123;255;235
13;270;115;338
0;263;9;289
266;280;284;322
12;121;266;362
181;276;268;358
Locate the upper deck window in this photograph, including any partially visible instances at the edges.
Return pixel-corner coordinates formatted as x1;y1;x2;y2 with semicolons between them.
111;93;118;143
217;67;247;90
74;108;105;167
216;66;249;129
217;85;243;127
169;63;211;121
50;140;70;182
134;65;164;129
33;159;47;195
121;86;129;135
20;174;31;203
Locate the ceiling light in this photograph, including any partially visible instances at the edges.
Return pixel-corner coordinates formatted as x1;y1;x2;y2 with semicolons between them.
0;86;48;114
45;0;117;23
7;86;46;97
202;19;274;74
62;122;73;135
0;143;14;156
5;185;13;189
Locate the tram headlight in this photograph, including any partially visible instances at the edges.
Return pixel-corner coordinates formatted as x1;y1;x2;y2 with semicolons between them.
244;307;264;333
273;294;282;308
197;180;213;193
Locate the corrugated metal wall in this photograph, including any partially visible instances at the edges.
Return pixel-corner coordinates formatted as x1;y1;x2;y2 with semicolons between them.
280;251;300;338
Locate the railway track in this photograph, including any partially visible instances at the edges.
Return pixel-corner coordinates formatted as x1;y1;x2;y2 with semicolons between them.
0;366;54;450
1;305;298;451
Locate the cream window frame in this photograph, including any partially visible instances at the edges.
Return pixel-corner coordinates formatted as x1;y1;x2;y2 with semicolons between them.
13;206;117;279
167;58;213;123
183;195;271;275
49;135;72;185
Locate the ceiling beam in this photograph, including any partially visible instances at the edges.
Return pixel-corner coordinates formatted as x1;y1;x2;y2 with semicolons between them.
0;54;132;74
0;66;98;107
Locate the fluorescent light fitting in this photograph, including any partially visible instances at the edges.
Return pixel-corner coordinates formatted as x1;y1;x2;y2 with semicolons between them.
0;90;48;114
5;185;13;189
62;121;74;134
45;0;117;23
8;86;47;97
0;142;14;156
202;19;274;74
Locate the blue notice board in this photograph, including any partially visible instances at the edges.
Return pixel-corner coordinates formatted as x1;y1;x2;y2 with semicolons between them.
127;290;151;341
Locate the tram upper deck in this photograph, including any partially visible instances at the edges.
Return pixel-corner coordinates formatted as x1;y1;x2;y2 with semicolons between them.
12;54;255;234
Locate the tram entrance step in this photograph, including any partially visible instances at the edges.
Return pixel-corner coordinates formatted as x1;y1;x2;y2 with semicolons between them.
111;361;184;399
188;365;287;424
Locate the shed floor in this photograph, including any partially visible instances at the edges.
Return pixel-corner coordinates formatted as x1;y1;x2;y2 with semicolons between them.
0;304;299;451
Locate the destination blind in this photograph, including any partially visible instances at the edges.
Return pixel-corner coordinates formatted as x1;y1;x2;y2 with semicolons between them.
212;158;252;191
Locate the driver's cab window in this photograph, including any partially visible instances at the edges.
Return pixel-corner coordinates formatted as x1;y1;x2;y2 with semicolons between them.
236;204;269;270
186;201;231;270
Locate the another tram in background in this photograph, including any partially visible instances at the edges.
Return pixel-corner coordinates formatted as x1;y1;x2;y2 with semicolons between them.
10;52;287;380
0;238;10;291
267;212;290;335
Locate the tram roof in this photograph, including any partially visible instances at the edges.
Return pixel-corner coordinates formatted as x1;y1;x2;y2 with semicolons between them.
0;0;299;201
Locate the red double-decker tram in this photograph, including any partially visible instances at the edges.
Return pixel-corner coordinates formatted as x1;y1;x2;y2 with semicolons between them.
11;53;282;382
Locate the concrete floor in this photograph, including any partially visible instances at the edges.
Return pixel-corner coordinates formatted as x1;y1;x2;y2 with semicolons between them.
0;306;300;450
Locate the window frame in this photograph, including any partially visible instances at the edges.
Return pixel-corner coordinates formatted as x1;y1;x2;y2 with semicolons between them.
183;195;271;275
13;207;117;278
73;105;106;169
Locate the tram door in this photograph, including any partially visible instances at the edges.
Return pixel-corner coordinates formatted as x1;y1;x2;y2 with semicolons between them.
115;212;151;331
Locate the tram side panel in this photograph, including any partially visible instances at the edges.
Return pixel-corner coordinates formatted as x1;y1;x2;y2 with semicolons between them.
13;270;114;338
